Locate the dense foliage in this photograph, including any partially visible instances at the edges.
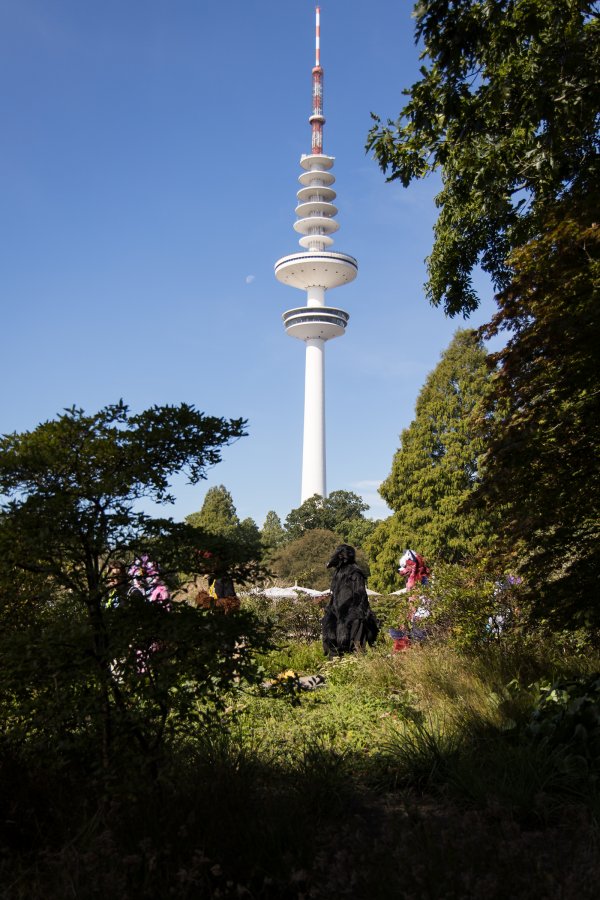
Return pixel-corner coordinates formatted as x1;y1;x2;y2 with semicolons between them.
284;490;373;543
367;0;599;316
4;625;599;899
475;198;600;626
260;509;287;561
270;528;343;591
186;484;240;531
1;406;598;896
243;589;328;642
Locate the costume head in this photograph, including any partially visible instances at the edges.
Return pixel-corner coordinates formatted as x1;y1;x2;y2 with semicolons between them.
398;549;418;576
398;549;430;589
327;544;356;569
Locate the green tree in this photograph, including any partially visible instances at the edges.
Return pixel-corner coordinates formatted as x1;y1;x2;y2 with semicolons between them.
284;490;371;543
475;201;600;626
0;402;268;769
366;330;496;592
261;510;286;545
367;0;599;316
260;510;287;563
186;484;239;531
185;485;262;582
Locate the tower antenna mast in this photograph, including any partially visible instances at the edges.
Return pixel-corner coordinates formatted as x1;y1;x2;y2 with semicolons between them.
310;6;325;155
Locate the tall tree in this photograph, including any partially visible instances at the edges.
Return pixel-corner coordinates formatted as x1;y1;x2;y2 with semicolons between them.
367;0;599;316
366;0;599;623
261;510;286;546
366;330;496;592
260;510;287;564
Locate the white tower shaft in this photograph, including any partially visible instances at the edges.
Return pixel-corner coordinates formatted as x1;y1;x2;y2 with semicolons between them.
302;338;326;499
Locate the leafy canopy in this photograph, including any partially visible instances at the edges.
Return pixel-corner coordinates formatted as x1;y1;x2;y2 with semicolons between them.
260;510;287;565
0;402;250;594
367;0;600;315
366;0;600;630
284;490;372;543
186;484;239;531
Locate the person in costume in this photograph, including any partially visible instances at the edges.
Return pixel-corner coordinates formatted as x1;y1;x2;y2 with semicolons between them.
321;544;379;658
390;549;431;648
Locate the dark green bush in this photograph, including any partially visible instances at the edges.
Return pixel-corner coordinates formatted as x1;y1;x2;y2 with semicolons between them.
527;674;600;774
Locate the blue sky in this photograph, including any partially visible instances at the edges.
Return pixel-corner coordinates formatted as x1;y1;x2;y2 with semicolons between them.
0;0;498;527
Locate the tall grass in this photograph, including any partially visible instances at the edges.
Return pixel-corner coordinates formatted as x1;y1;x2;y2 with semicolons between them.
2;628;599;898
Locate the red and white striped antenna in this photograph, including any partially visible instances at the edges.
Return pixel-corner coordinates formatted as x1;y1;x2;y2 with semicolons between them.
310;5;325;155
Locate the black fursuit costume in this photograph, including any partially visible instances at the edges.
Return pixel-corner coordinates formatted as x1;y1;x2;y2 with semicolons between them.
321;544;379;658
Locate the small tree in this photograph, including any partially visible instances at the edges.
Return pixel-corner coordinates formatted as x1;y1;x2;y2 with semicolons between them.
271;528;370;592
186;484;239;531
185;485;262;585
260;510;287;564
0;402;269;770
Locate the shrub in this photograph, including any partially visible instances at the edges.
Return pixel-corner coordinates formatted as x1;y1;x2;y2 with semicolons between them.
422;561;526;650
242;590;328;642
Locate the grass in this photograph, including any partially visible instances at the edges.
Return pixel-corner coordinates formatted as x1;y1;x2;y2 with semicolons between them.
2;632;600;898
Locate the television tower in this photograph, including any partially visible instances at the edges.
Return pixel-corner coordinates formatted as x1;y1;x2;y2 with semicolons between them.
275;5;357;503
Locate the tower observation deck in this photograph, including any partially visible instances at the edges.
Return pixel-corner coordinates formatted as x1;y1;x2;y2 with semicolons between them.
274;6;357;502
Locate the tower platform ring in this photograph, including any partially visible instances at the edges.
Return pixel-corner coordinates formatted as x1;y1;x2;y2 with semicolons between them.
295;200;339;218
297;185;337;203
300;153;335;170
298;170;335;187
282;306;350;341
274;251;358;290
298;234;335;249
293;217;340;236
